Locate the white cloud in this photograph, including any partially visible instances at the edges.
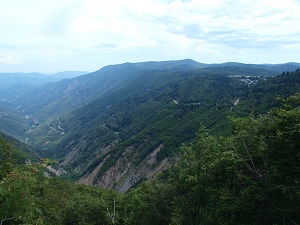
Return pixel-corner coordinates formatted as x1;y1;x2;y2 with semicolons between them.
0;0;299;72
0;55;23;65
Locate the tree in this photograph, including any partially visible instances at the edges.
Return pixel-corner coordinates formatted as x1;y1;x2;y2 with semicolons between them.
228;94;300;224
0;164;45;224
165;94;300;224
169;127;238;225
0;137;13;180
120;181;173;225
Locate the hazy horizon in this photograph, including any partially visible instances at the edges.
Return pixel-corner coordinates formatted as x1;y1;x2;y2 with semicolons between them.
1;59;300;75
1;0;300;73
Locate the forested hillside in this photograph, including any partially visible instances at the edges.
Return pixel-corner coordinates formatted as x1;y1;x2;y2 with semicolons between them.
1;94;299;224
1;61;300;192
0;60;202;120
31;68;300;191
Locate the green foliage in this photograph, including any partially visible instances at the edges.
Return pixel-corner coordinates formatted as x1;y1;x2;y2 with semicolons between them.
0;164;46;224
120;94;300;225
2;65;300;189
167;128;237;225
119;181;173;225
63;189;120;225
52;70;300;177
0;136;13;180
0;94;299;225
28;72;244;180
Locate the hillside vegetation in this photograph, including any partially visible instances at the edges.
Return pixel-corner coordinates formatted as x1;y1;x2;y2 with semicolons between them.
0;61;300;192
0;94;299;224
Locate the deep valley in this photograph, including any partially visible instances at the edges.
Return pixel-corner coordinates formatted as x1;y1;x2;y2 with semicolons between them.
1;59;300;224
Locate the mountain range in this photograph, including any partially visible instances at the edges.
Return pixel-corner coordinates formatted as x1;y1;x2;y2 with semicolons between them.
0;71;88;93
0;59;300;192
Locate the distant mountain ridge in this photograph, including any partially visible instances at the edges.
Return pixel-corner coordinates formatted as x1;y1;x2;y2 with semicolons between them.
0;60;204;120
1;60;298;120
0;71;88;93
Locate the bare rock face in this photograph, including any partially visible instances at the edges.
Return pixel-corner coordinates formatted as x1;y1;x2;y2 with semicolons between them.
78;143;169;193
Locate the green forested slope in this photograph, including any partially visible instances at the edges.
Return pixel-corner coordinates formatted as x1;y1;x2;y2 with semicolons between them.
1;61;300;224
26;71;244;181
1;61;300;192
235;68;300;115
1;60;297;121
1;94;299;225
20;68;300;191
0;131;36;173
0;60;203;120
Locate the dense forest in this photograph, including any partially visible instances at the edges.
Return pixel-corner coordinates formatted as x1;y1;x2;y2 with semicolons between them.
1;93;299;224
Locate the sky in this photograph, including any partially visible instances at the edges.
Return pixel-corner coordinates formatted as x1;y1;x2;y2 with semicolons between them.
0;0;300;73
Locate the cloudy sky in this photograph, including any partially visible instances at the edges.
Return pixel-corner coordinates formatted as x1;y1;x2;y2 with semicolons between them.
0;0;300;73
